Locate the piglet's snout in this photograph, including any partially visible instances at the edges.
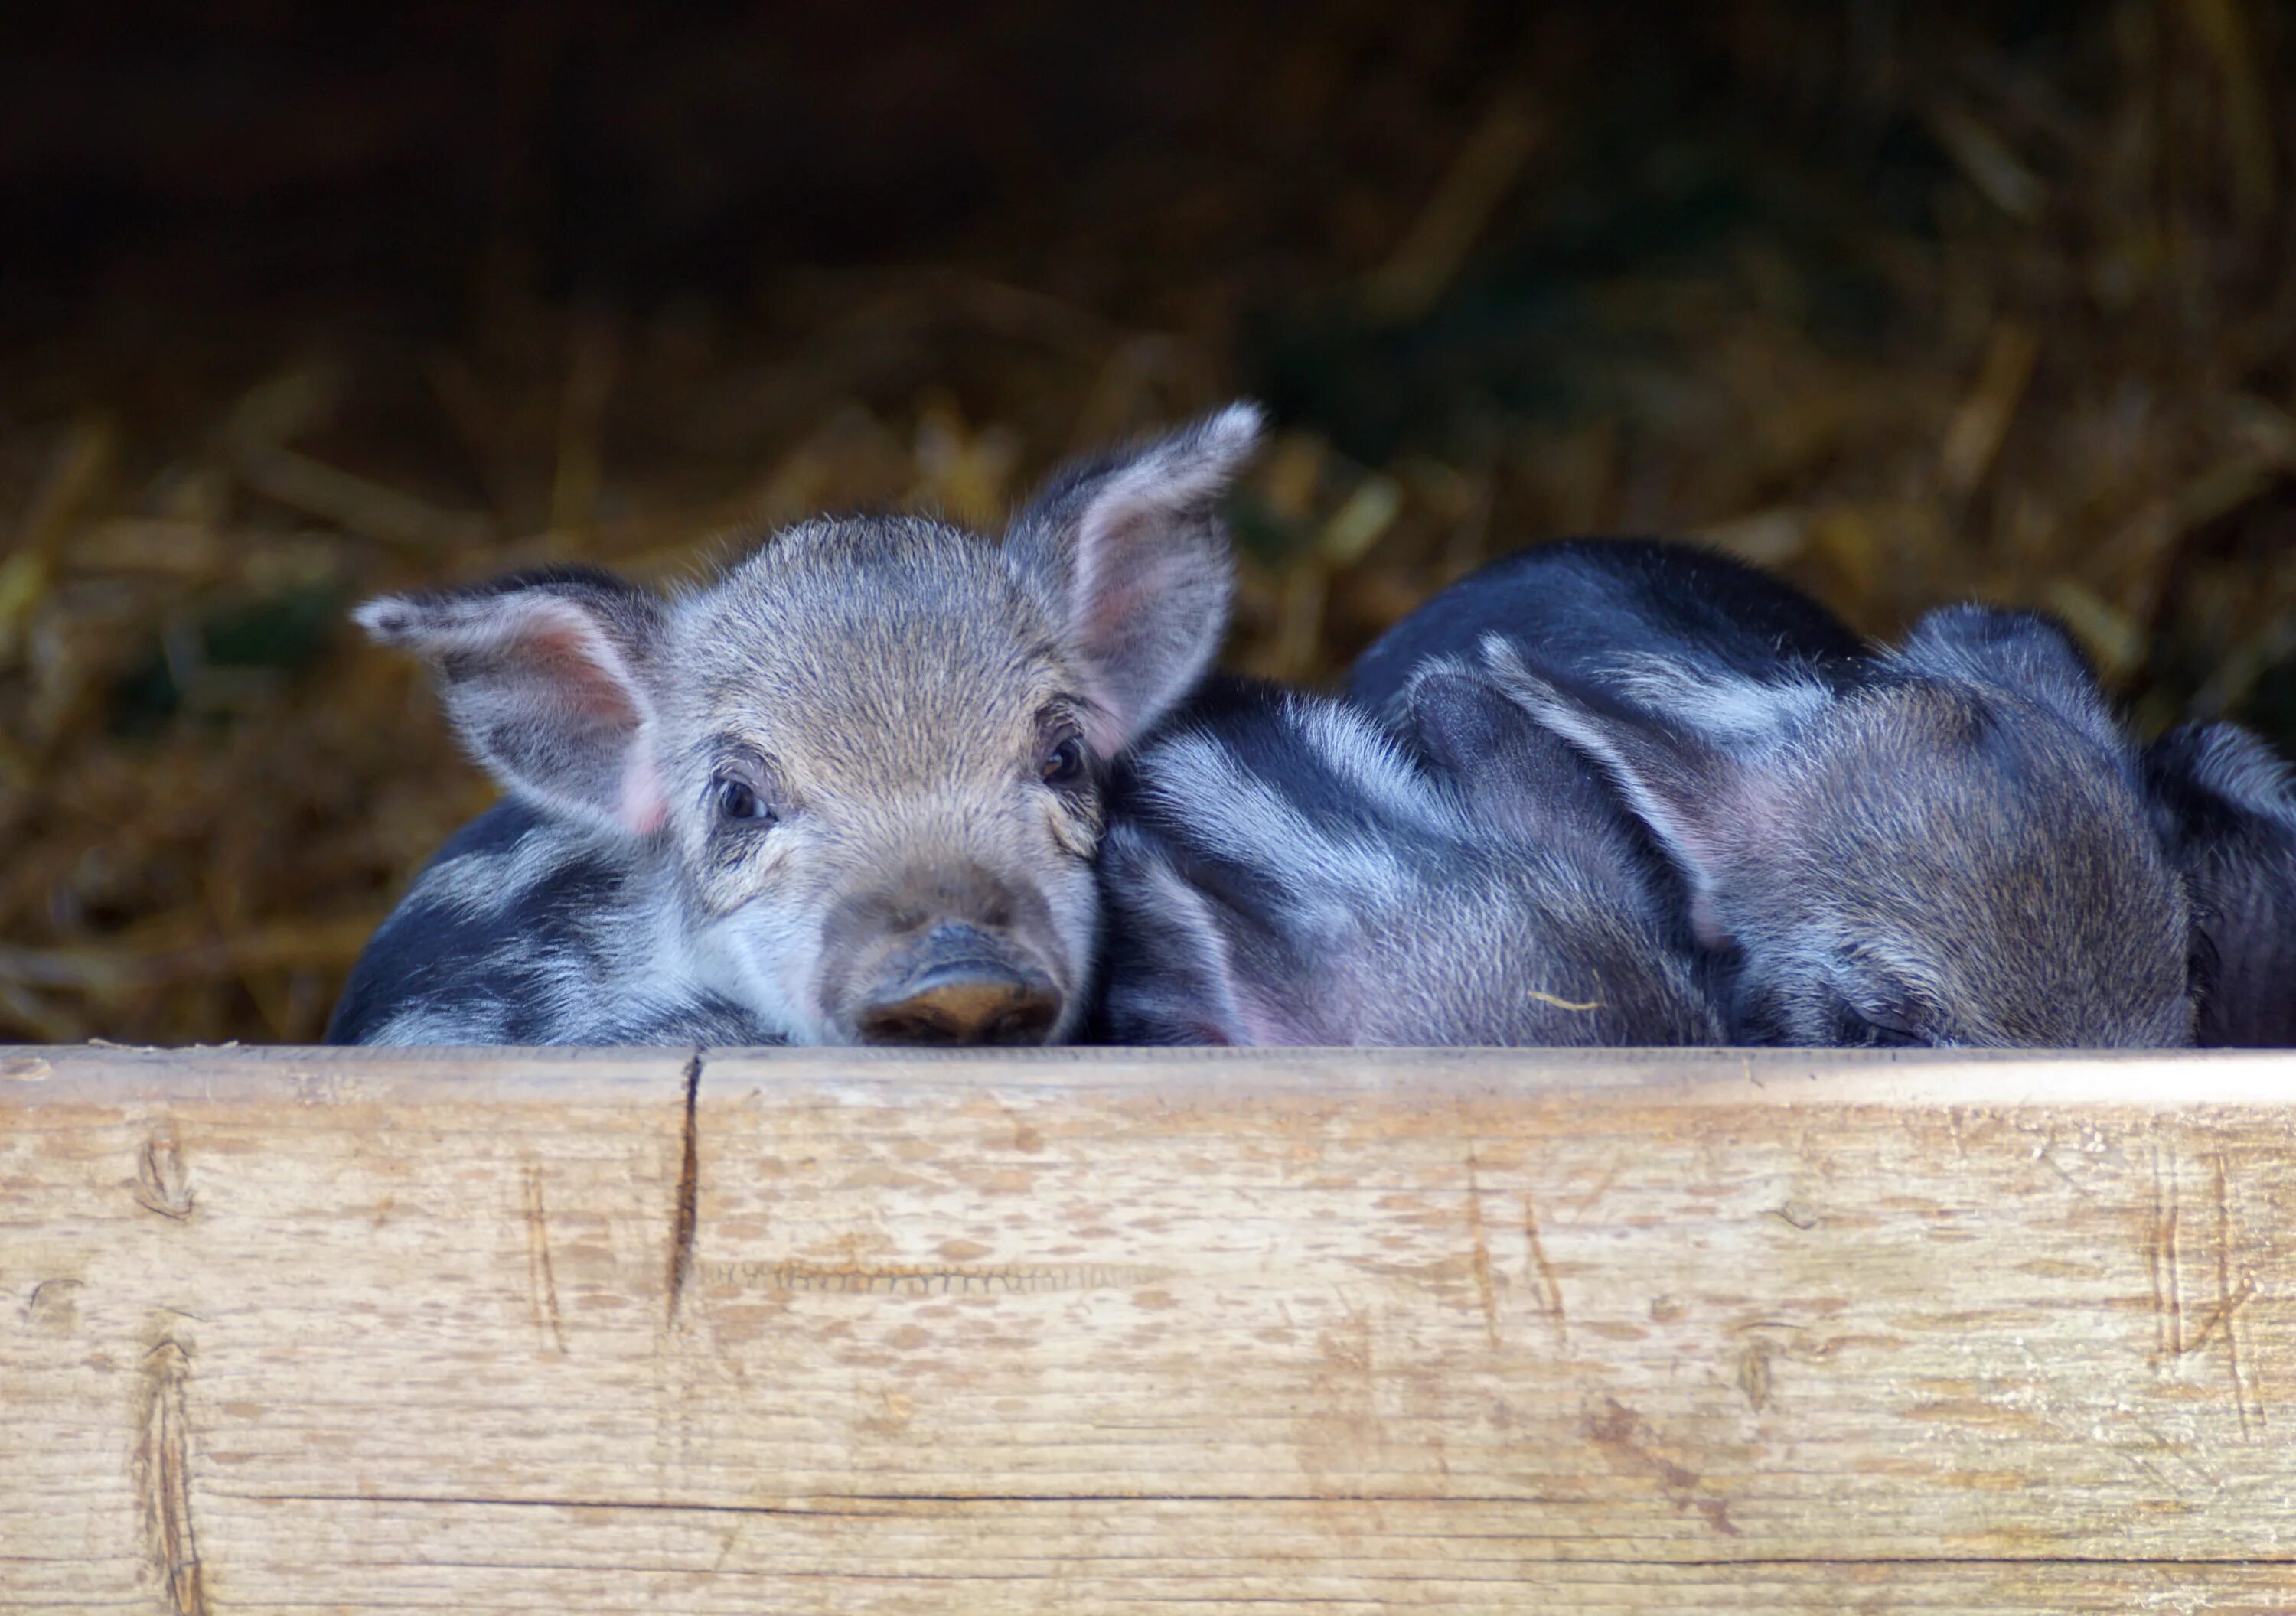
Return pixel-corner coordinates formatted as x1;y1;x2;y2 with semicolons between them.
824;869;1065;1046
856;927;1060;1045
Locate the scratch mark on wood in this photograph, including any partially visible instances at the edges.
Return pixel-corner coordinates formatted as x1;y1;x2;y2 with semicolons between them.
135;1334;207;1616
1463;1150;1500;1350
2037;1148;2097;1201
1521;1191;1567;1348
520;1163;569;1355
135;1131;194;1220
2132;1417;2224;1491
2167;1144;2185;1361
2179;1272;2258;1359
2149;1137;2186;1364
1565;1163;1620;1215
708;1517;749;1572
665;1051;703;1328
2210;1153;2260;1438
696;1259;1167;1295
2146;1140;2170;1362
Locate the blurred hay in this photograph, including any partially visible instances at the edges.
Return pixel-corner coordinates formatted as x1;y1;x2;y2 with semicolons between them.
1;0;2291;1042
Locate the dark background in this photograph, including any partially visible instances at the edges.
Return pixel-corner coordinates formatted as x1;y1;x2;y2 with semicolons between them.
2;0;2291;1042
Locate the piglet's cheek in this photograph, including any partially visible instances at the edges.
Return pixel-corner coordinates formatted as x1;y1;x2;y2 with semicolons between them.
783;955;830;1040
1049;801;1101;861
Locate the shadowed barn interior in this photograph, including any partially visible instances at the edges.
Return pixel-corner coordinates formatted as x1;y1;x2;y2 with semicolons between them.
1;0;2291;1043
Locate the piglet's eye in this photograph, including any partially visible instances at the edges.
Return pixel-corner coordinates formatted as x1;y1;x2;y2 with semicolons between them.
1857;1018;1926;1050
714;774;776;826
1842;1004;1927;1049
1041;735;1086;787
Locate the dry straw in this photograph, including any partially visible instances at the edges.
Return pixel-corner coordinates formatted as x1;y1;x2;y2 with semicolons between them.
0;2;2288;1041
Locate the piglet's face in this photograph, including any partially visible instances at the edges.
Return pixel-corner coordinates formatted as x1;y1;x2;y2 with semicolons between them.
359;404;1261;1045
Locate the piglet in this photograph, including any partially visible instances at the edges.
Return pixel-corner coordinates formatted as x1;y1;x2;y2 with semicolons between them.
1352;538;2197;1048
1094;672;1721;1046
328;404;1264;1046
2143;722;2296;1047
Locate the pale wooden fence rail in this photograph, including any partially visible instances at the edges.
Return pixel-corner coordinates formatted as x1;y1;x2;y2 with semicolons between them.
5;1045;2296;1614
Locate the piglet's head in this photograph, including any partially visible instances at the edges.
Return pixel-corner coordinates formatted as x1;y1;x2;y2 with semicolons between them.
358;402;1264;1046
1484;608;2197;1050
2142;720;2296;1049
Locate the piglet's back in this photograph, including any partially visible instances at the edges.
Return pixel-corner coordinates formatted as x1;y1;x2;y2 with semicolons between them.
326;800;776;1047
1349;536;1867;716
1095;674;1720;1047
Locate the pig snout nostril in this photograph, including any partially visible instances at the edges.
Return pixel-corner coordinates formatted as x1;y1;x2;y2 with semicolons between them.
855;968;1061;1047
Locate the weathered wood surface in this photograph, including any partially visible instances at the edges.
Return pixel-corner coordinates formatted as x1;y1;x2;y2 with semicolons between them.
5;1045;2296;1614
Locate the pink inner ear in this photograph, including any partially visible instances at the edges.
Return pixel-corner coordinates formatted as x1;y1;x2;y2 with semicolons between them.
1078;696;1130;760
512;601;665;837
523;621;645;722
618;744;669;836
1070;526;1218;755
1678;774;1787;949
1686;891;1731;950
1069;529;1154;750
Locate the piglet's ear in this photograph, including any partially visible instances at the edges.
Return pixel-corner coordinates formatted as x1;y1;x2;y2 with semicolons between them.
1404;660;1622;842
1896;605;2124;754
356;567;670;838
1480;638;1748;946
1004;402;1263;754
2144;721;2296;829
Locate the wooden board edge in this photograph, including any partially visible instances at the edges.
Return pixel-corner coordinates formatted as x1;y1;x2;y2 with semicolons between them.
2;1042;2294;1109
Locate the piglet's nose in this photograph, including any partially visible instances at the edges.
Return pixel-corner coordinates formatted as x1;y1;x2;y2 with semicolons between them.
854;927;1061;1046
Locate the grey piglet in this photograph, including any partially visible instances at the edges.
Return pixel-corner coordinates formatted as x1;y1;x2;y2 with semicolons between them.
1353;538;2197;1048
2143;722;2296;1047
328;403;1264;1047
1094;672;1721;1047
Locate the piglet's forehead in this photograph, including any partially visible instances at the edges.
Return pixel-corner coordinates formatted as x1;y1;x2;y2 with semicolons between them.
667;527;1062;718
677;616;1071;799
681;522;1048;663
713;515;1042;615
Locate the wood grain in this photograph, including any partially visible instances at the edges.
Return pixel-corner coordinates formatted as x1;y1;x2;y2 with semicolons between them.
5;1045;2295;1614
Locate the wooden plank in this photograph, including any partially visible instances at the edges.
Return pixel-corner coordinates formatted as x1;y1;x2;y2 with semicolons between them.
4;1045;2295;1614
